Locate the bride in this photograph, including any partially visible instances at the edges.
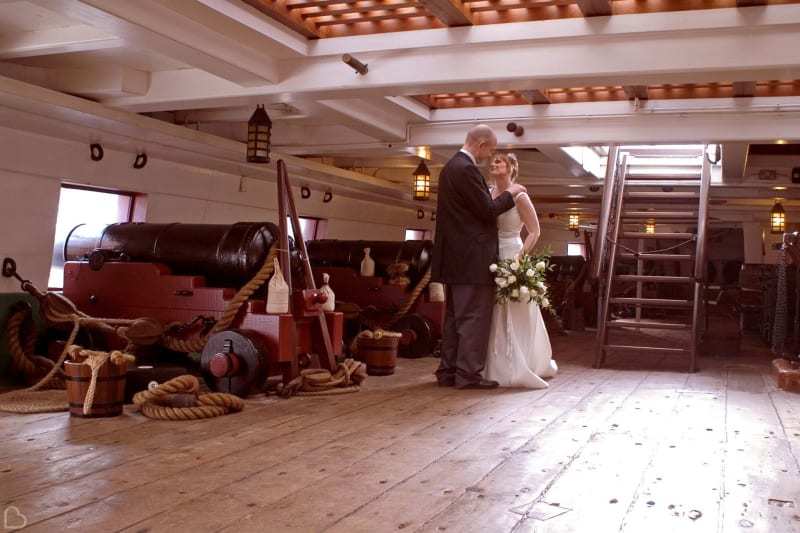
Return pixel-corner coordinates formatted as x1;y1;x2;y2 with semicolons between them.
483;152;557;388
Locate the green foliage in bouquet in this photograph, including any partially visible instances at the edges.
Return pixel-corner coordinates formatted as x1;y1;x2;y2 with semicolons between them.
489;248;555;312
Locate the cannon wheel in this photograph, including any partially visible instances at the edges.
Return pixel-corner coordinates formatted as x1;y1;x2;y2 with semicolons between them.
392;314;434;359
201;329;269;397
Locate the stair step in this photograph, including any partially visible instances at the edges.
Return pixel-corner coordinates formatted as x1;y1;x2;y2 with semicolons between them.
621;232;695;240
617;253;693;261
607;319;692;330
604;344;691;355
610;297;693;307
622;211;697;219
624;191;700;202
614;274;695;283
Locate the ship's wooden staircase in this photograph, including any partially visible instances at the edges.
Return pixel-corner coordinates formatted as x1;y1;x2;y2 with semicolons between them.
590;145;711;372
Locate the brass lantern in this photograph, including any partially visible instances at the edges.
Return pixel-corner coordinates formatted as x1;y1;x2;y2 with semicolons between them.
246;104;272;164
412;159;431;201
645;219;656;234
770;201;786;234
568;213;580;231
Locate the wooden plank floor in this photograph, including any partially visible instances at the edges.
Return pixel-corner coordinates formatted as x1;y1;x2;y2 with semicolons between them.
1;329;799;533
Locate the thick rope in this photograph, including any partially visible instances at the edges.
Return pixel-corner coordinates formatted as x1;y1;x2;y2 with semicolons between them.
280;358;367;397
65;346;135;416
387;266;432;326
132;374;244;420
161;243;280;353
5;305;66;388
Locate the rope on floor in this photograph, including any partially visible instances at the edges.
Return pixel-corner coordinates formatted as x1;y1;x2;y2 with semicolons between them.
132;374;244;420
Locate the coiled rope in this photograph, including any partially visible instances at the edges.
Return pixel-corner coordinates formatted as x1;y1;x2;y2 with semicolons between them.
5;302;66;388
132;374;244;420
280;358;367;397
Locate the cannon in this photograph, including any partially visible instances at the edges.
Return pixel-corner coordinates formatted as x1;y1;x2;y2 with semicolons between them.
61;221;343;396
305;239;444;358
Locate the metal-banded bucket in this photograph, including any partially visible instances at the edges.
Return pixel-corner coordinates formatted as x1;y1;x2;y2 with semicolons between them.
64;360;126;417
357;336;399;376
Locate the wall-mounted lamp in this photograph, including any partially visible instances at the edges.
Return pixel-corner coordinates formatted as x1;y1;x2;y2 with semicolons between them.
412;159;431;200
246;104;272;164
417;209;425;220
506;122;524;137
770;201;786;234
342;54;368;75
645;219;656;234
323;190;333;203
568;213;580;231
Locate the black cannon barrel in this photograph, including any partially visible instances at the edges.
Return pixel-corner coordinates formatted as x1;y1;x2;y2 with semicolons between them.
306;239;432;286
64;222;281;288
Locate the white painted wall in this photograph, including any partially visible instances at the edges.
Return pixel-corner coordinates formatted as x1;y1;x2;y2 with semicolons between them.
0;125;434;294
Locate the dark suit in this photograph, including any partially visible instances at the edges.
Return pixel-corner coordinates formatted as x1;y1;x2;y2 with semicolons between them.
432;151;516;387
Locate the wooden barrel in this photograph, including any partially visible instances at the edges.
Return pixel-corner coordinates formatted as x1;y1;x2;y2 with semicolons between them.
358;336;399;376
64;360;127;417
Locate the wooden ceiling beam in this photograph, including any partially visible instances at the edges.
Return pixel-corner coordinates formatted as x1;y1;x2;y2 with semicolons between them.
242;0;321;39
419;0;474;26
623;85;649;100
732;81;756;97
577;0;613;17
519;89;551;104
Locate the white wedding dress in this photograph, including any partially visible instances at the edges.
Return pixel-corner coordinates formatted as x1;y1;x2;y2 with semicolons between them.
484;202;558;388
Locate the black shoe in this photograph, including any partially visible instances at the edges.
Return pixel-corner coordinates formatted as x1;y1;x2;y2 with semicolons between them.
437;376;455;387
457;379;499;390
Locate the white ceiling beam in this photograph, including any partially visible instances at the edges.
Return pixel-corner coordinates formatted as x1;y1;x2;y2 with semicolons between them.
408;98;800;146
30;0;281;86
0;24;120;58
102;15;800;112
54;66;149;97
314;98;408;141
194;0;308;57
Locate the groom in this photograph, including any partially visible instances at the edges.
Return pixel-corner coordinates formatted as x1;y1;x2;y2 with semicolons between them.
431;124;526;389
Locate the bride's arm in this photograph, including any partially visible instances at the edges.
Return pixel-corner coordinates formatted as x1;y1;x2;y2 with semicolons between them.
516;193;541;254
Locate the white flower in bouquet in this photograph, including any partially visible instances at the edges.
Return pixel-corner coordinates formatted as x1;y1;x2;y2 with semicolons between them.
490;248;555;311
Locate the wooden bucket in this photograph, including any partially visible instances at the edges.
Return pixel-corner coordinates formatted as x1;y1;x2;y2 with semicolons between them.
64;360;127;417
358;336;399;376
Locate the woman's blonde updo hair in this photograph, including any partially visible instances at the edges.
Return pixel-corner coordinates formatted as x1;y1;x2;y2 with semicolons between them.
492;151;519;181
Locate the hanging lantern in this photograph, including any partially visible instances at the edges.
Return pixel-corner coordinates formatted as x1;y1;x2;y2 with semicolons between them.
412;159;431;200
645;219;656;234
568;213;580;231
770;202;786;234
246;104;272;164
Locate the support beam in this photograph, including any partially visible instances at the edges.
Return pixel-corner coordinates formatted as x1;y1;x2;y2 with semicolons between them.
420;0;473;26
732;81;756;97
577;0;613;17
520;90;551;104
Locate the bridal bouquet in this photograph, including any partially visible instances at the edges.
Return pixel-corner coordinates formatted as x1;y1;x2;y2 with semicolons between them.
489;249;554;309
